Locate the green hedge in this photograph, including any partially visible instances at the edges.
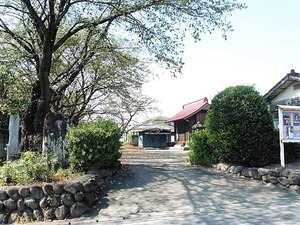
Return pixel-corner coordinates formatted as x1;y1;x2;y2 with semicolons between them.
188;129;217;165
66;120;122;172
205;85;277;167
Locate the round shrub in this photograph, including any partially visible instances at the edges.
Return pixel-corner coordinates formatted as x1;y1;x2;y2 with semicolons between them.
66;119;122;172
188;129;217;165
205;85;276;167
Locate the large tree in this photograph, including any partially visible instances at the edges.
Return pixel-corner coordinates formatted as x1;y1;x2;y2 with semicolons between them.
0;0;246;149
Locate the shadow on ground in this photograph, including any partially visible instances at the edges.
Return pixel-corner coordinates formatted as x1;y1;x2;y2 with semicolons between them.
49;149;300;225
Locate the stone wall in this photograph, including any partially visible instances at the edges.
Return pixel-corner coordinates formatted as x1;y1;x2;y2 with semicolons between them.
0;169;115;224
216;163;300;193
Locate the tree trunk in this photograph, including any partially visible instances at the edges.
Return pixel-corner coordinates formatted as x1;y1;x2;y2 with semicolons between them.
21;28;56;151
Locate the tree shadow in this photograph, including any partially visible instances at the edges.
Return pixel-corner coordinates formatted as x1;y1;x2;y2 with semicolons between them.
74;150;300;224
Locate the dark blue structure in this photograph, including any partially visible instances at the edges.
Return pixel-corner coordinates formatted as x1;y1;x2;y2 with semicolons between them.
138;130;171;149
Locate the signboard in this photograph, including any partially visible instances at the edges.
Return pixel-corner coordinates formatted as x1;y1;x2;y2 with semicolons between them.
282;112;300;140
278;105;300;167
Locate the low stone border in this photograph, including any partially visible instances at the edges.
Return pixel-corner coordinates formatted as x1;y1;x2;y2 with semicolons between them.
216;163;300;193
0;169;116;224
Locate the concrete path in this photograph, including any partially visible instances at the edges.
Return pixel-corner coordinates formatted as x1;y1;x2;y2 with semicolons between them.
41;149;300;225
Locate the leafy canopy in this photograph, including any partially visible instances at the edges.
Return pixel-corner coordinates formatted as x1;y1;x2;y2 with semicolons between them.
0;0;246;137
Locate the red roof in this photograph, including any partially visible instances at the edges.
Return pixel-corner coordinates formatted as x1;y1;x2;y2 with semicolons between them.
166;97;209;122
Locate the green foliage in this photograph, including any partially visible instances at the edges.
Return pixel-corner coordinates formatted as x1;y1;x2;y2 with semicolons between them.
0;65;31;116
205;85;276;167
0;152;46;185
0;1;246;137
0;152;48;185
66;119;122;172
0;151;81;185
52;167;83;182
125;133;132;145
188;129;217;165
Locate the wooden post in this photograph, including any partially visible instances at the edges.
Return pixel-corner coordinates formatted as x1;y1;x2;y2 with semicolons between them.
7;115;20;161
42;138;49;183
278;106;285;167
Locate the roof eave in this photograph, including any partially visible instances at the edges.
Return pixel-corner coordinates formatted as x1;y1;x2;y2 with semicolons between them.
264;72;300;102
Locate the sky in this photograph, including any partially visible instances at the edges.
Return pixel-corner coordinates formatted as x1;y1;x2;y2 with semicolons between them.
143;0;300;118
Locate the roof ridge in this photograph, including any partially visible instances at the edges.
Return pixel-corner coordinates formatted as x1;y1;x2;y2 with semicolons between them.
183;97;208;108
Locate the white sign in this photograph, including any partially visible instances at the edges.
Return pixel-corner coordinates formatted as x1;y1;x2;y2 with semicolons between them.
278;105;300;167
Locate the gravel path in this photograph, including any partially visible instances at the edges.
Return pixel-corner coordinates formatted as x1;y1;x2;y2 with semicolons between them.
43;149;300;225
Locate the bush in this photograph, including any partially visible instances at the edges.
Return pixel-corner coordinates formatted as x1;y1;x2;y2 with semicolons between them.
66;119;122;172
205;85;276;167
0;151;66;185
188;129;217;165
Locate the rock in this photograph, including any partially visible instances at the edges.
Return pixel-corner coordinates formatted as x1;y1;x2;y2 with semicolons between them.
258;168;269;176
42;184;54;196
3;198;17;211
83;181;96;193
96;179;105;187
61;192;74;207
276;183;288;190
268;170;280;177
78;174;96;184
279;169;291;177
288;173;300;178
43;209;55;221
270;177;279;185
22;209;34;223
241;168;261;180
33;209;44;221
278;177;289;186
74;192;85;202
288;174;300;185
64;182;83;194
216;163;229;172
53;183;64;194
261;174;270;183
17;198;25;212
19;187;30;198
55;205;68;220
30;186;44;200
69;202;89;218
7;187;20;200
0;211;8;224
0;190;8;201
24;197;39;210
7;211;21;224
0;201;3;211
231;166;243;174
289;185;300;194
50;195;62;208
87;169;114;179
227;166;234;173
84;193;95;207
39;197;49;209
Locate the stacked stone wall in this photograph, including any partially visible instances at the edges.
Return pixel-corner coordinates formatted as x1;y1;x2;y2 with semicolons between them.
216;163;300;193
0;169;115;224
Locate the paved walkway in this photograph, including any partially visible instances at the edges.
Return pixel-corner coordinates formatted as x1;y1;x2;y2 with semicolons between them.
40;149;300;225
